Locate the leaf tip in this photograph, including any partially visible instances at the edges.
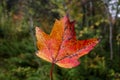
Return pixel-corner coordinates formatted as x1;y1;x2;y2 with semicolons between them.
35;26;40;32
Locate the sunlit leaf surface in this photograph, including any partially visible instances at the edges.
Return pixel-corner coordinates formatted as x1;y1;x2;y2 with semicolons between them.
36;16;99;68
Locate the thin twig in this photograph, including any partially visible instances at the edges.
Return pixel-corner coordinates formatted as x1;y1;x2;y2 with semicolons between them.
50;62;55;80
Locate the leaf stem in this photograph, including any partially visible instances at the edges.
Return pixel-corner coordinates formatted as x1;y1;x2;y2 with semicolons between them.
50;62;55;80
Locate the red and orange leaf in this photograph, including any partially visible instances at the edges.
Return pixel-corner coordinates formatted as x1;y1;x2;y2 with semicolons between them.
35;16;99;68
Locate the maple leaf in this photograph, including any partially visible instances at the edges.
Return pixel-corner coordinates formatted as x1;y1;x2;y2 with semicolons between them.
35;16;99;68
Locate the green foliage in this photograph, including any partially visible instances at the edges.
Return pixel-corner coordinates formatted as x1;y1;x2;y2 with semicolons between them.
0;0;120;80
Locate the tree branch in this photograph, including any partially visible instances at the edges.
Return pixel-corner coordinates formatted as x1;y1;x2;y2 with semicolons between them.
103;0;113;60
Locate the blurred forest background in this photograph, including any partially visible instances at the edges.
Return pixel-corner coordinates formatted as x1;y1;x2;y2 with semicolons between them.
0;0;120;80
